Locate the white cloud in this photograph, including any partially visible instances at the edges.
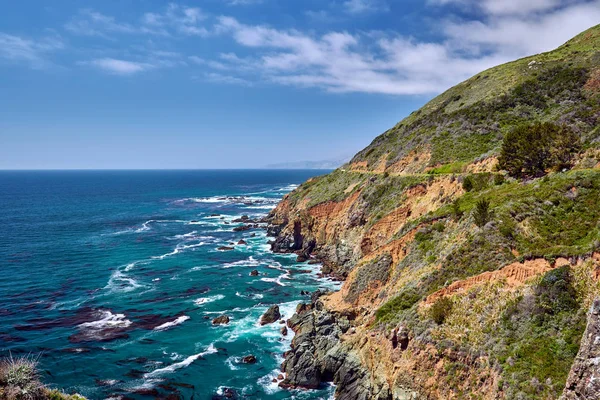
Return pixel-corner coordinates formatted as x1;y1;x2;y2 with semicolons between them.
224;0;264;5
66;4;209;39
205;1;600;94
343;0;388;14
442;1;600;55
65;10;141;37
431;0;580;16
0;33;64;68
202;72;253;85
142;4;209;36
84;58;154;75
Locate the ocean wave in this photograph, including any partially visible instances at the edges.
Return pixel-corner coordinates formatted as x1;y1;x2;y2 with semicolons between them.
151;242;205;260
222;256;260;269
235;292;263;300
225;356;241;371
172;195;279;206
167;231;197;240
144;344;217;378
278;184;299;192
105;219;187;236
260;272;290;287
78;310;132;330
153;315;190;331
194;294;225;306
72;310;133;342
106;270;144;293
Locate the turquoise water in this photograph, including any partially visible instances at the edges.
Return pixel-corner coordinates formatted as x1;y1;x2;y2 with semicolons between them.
0;170;338;400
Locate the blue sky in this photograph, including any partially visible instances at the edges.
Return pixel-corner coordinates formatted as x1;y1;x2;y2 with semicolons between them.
1;0;598;169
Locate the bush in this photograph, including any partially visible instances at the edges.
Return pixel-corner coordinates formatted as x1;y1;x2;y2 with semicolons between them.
498;123;581;178
376;288;422;322
494;174;505;186
430;297;453;324
462;176;474;192
0;353;43;400
473;198;492;228
452;198;463;220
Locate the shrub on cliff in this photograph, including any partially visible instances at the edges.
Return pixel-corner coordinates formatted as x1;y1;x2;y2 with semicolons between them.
430;297;453;324
498;123;581;178
473;198;492;228
0;353;43;400
376;288;421;323
0;354;83;400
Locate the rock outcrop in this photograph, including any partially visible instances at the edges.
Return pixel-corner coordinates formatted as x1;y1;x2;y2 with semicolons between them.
280;292;396;399
260;305;281;325
561;299;600;400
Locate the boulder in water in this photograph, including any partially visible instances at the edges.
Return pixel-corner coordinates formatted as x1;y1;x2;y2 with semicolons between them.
260;305;281;325
242;355;256;364
212;315;230;325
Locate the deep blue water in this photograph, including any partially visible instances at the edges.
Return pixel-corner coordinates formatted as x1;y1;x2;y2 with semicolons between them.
0;170;338;400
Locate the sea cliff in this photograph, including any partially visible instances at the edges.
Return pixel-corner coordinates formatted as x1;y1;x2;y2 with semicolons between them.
267;24;600;399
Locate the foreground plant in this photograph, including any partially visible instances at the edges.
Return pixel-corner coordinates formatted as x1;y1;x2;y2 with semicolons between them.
0;354;84;400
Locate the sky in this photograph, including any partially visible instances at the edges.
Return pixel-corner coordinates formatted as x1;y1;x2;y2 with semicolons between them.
0;0;599;169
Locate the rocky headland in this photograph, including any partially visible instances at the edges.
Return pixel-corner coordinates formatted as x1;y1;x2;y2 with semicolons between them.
266;24;600;399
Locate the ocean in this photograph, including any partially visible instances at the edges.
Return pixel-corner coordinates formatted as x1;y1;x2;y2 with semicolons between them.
0;170;339;400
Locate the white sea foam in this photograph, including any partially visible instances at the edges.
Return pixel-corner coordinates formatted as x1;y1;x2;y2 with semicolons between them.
260;272;290;287
152;242;205;260
153;315;190;331
225;356;241;371
278;184;299;192
168;231;197;240
235;292;264;300
194;294;225;306
78;310;132;331
221;256;260;269
106;270;143;293
144;344;217;378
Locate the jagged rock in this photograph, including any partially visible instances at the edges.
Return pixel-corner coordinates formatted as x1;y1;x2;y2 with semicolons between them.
249;270;259;276
237;239;247;245
281;326;288;336
561;299;600;399
279;294;392;399
242;355;256;364
260;305;281;325
212;315;230;325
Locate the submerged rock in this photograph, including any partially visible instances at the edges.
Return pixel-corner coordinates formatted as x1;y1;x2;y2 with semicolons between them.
249;270;259;276
217;246;234;251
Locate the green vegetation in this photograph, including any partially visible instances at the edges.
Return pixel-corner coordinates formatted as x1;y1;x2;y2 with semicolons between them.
498;266;585;399
498;122;581;178
473;199;492;228
350;24;600;171
375;288;422;323
0;354;84;400
430;297;453;324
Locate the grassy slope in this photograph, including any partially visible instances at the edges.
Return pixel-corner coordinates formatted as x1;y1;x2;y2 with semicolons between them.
352;24;600;169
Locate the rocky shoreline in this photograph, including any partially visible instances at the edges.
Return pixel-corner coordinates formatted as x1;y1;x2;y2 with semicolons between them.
265;216;407;399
